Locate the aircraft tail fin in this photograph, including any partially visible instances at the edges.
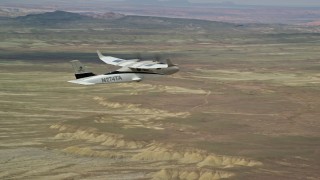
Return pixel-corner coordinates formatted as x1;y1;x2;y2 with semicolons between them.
70;60;96;79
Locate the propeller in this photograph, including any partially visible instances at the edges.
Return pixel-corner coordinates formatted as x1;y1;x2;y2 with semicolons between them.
133;52;164;62
133;52;176;66
154;53;170;64
135;52;142;60
154;53;162;62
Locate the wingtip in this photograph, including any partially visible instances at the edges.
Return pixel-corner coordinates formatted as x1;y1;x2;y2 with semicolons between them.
96;50;103;59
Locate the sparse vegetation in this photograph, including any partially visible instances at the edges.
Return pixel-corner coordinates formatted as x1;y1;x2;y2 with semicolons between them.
1;11;320;179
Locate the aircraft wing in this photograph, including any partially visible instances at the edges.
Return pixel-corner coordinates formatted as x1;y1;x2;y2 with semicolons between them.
97;50;139;67
97;50;168;69
128;61;168;69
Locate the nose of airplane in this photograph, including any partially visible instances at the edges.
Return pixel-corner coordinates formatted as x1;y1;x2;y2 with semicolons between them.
167;66;179;75
173;66;179;73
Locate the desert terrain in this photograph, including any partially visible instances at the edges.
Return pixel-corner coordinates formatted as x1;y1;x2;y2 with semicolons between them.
0;10;320;179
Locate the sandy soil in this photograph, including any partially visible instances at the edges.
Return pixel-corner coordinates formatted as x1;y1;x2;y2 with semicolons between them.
1;43;320;179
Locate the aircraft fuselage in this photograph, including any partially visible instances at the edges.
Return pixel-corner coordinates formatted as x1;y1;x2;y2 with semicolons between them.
68;51;179;85
72;73;161;85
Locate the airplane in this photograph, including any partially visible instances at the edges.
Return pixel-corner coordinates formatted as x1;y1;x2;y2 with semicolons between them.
68;50;179;85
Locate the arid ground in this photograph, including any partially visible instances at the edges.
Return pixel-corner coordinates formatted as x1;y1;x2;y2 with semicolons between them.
0;11;320;179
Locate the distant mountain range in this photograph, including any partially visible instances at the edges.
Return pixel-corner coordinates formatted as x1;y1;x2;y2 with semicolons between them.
0;1;320;25
16;10;90;22
5;10;234;30
124;0;191;6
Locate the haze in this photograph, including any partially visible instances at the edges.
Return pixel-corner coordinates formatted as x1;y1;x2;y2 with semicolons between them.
1;0;320;7
191;0;320;7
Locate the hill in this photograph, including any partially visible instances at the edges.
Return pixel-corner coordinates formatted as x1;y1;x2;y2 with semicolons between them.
15;10;92;26
9;10;236;31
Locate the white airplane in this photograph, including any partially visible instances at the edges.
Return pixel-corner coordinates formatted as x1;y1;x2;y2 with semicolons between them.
68;50;179;85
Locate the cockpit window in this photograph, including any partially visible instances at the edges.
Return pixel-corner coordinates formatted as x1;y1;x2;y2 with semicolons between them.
113;60;123;63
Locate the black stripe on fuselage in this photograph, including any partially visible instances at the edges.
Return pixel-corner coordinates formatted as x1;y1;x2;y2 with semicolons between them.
75;72;96;79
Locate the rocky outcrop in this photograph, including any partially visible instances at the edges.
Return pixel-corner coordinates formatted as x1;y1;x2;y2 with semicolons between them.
132;143;262;168
152;168;234;180
51;123;146;149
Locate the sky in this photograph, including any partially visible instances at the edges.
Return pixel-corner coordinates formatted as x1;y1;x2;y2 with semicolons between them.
108;0;320;7
1;0;320;7
190;0;320;7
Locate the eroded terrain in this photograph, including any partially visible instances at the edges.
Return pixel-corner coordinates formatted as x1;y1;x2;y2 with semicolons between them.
1;55;319;179
1;11;320;179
